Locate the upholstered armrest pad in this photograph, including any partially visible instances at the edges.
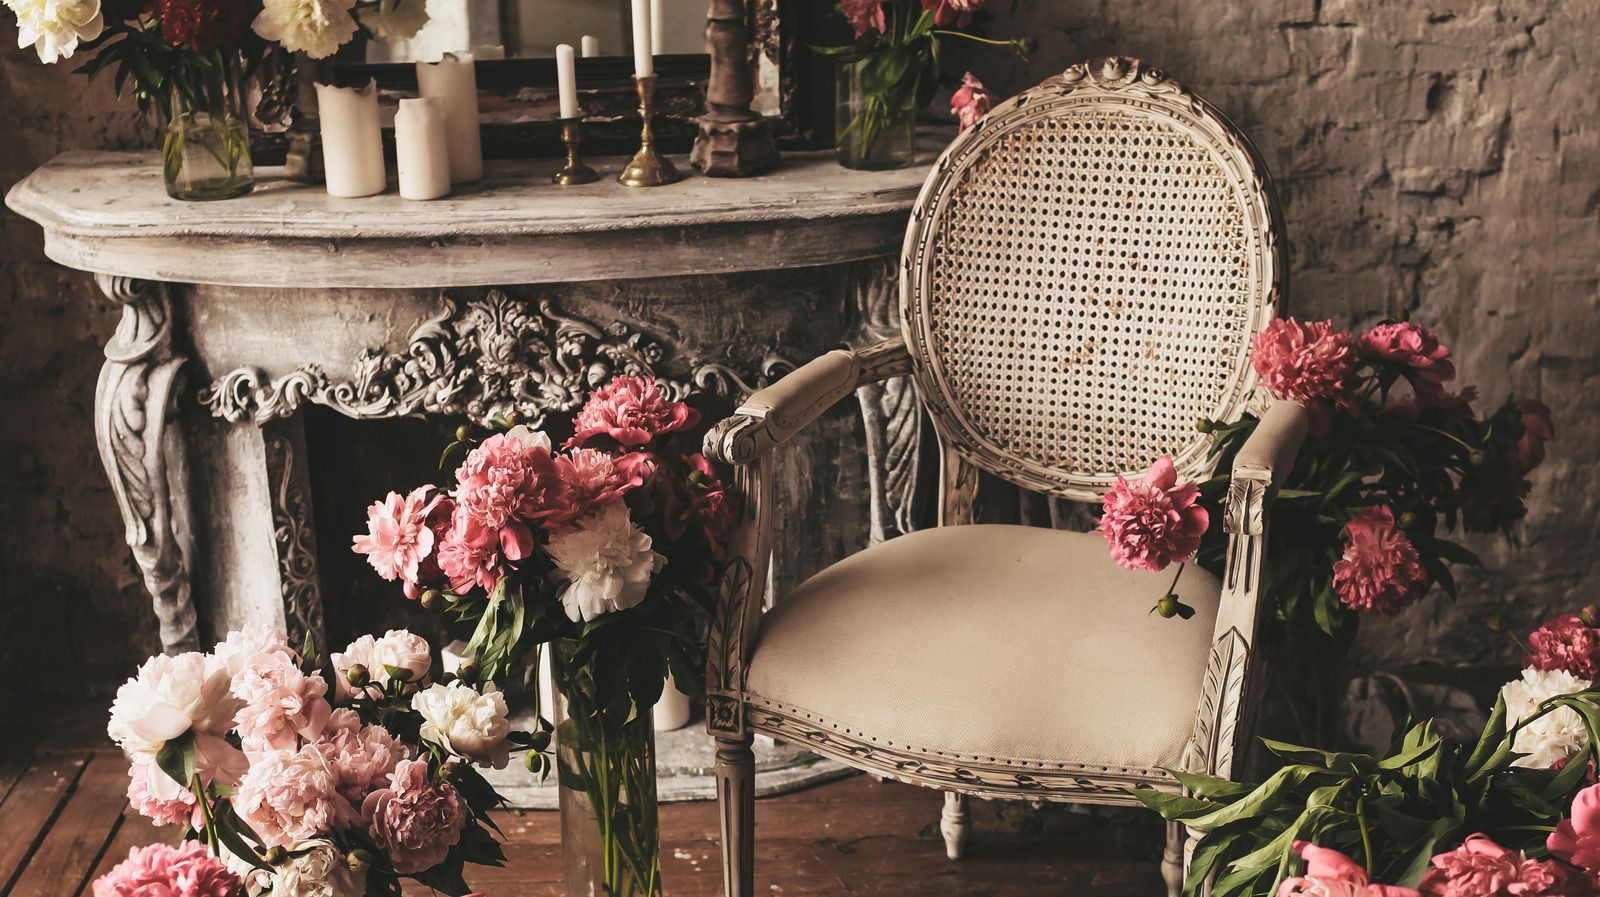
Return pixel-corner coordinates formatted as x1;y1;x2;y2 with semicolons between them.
1231;400;1310;490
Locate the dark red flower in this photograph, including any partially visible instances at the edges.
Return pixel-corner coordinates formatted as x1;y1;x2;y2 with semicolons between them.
921;0;983;28
158;0;251;52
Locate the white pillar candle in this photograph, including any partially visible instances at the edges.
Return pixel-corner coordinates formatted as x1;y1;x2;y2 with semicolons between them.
394;97;451;200
315;80;386;198
416;52;484;184
654;671;691;731
649;0;664;54
555;43;578;119
580;34;599;57
630;0;652;77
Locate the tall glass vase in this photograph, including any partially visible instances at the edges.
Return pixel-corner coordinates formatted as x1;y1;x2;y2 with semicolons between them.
554;641;663;897
835;58;917;171
162;54;254;201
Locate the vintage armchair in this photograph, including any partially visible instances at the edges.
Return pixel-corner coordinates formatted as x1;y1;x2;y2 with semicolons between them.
700;57;1306;897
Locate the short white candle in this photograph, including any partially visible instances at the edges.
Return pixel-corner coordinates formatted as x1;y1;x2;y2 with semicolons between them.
630;0;653;77
315;80;385;198
416;52;484;184
580;34;599;57
555;43;578;119
654;671;691;731
649;0;664;54
394;97;451;200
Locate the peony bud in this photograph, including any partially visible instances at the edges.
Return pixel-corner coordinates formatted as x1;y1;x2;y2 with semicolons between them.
1484;614;1506;633
346;664;370;687
1582;606;1600;627
439;761;461;781
456;660;479;684
420;589;441;610
264;846;287;865
1195;417;1214;433
1155;595;1180;618
1469;450;1489;468
454;424;471;442
1398;511;1418;528
346;849;371;874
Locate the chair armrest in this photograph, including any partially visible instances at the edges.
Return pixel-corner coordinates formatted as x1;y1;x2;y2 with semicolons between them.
703;338;913;465
1226;400;1311;530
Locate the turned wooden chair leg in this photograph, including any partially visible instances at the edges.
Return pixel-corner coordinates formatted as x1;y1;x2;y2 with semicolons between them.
939;792;971;860
715;734;755;897
1162;820;1184;897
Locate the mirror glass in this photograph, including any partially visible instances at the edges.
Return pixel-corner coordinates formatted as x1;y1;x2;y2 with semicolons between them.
364;0;706;63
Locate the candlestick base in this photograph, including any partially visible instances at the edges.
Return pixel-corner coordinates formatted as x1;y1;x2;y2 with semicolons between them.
618;146;681;188
553;117;599;185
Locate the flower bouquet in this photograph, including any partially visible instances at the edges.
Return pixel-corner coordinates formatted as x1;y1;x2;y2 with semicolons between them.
351;375;735;897
1097;317;1552;740
97;625;524;896
816;0;1032;168
4;0;428;198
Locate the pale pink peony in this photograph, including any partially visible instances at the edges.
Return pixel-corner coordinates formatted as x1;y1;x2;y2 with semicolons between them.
361;758;466;874
840;0;884;36
1098;456;1209;573
1278;841;1421;897
1331;505;1427;615
566;376;699;449
921;0;982;28
351;486;441;584
546;447;631;528
329;630;432;702
315;708;405;804
1512;398;1555;478
231;652;333;751
211;625;297;680
92;842;240;897
452;426;561;557
1551;783;1600;875
1251;317;1357;406
233;743;357;847
1418;835;1521;897
1361;322;1455;397
108;652;243;760
950;72;992;132
125;762;200;828
1527;616;1600;681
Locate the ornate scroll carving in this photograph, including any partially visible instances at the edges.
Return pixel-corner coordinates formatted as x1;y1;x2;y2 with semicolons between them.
263;427;323;651
201;291;791;425
93;275;199;653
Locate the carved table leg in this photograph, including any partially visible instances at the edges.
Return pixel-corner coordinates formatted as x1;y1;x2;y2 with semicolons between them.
940;792;972;860
714;733;755;897
93;275;200;653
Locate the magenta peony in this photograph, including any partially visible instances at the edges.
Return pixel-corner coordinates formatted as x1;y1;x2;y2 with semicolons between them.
1512;398;1555;478
547;447;631;528
361;758;466;874
352;486;442;585
1361;322;1455;397
125;762;200;828
452;425;561;554
233;743;356;847
315;708;405;804
1278;841;1421;897
1551;783;1600;876
1251;317;1357;407
1527;616;1600;680
1331;505;1427;615
566;376;699;450
840;0;885;36
231;651;333;751
1421;834;1591;897
1098;456;1209;573
950;72;993;132
435;517;504;595
92;842;240;897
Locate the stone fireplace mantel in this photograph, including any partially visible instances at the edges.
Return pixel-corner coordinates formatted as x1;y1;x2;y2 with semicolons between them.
6;139;941;655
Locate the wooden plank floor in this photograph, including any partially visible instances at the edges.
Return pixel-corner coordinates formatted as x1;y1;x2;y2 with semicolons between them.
2;713;1163;896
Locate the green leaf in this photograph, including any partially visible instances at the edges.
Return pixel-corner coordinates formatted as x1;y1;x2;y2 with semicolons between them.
156;731;196;792
1466;694;1509;776
1127;787;1216;819
1167;768;1258;800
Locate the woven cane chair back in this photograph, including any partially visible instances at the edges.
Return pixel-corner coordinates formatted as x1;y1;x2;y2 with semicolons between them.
901;57;1285;501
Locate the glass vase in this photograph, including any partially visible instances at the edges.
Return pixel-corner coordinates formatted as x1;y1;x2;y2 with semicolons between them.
162;56;254;201
554;641;663;897
835;58;917;171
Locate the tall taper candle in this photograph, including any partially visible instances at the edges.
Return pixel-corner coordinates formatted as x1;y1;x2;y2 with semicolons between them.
555;43;578;119
416;52;484;183
580;34;599;57
394;97;451;200
630;0;652;76
649;0;664;54
315;80;385;198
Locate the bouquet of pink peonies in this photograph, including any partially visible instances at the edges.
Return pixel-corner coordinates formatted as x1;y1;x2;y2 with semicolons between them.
351;375;735;897
98;625;521;897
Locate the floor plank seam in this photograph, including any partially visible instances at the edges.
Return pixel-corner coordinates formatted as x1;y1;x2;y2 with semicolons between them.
0;752;93;897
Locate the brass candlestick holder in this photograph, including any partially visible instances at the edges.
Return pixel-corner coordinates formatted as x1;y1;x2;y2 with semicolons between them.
618;74;681;187
552;116;598;185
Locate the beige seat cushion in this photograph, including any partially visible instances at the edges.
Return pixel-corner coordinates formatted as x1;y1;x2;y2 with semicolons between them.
746;524;1222;773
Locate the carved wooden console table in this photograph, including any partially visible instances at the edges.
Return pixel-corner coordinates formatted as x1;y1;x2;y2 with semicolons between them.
7;140;941;654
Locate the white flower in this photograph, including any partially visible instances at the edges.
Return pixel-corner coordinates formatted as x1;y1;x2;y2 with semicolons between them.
412;682;511;769
1502;666;1594;769
251;0;357;59
330;629;431;701
547;503;665;622
354;0;427;41
4;0;103;63
275;840;366;897
218;842;276;897
107;652;242;760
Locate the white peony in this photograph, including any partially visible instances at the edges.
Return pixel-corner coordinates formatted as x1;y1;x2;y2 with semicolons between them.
330;629;431;700
412;682;511;769
107;651;242;760
275;840;366;897
1501;666;1594;769
4;0;103;63
354;0;428;42
251;0;357;59
547;503;665;622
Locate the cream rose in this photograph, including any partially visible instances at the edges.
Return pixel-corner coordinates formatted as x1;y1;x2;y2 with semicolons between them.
412;682;511;769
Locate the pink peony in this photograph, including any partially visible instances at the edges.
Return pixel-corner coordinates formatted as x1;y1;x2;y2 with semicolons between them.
1098;456;1209;573
361;758;465;874
950;72;993;132
233;743;356;847
1551;783;1600;875
1331;505;1427;615
435;517;503;595
1512;399;1554;478
352;486;441;585
315;708;405;804
1527;616;1600;680
840;0;884;36
1419;835;1521;897
1508;858;1594;896
211;625;297;679
546;448;631;528
92;842;240;897
231;652;333;751
921;0;983;28
125;762;200;828
1361;322;1455;397
661;453;736;558
566;376;699;450
1278;841;1421;897
1251;317;1357;407
452;426;561;557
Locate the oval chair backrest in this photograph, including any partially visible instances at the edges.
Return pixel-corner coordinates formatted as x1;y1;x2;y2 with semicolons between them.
900;57;1285;502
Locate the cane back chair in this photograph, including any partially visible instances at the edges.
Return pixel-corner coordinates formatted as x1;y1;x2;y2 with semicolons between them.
701;57;1309;896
